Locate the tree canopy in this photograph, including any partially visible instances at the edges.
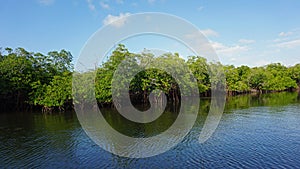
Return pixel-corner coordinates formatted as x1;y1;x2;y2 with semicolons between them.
0;45;299;112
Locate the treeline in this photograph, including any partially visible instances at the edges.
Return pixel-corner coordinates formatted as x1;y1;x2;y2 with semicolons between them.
0;44;300;112
0;47;72;112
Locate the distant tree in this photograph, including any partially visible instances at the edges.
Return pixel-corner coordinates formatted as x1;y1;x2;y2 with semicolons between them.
0;48;34;109
249;67;267;91
289;64;300;85
263;63;297;91
187;56;210;93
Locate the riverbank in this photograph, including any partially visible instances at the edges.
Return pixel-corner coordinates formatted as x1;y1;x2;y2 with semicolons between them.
1;46;300;113
1;90;299;113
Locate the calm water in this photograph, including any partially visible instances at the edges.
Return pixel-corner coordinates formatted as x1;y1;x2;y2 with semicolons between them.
0;92;300;168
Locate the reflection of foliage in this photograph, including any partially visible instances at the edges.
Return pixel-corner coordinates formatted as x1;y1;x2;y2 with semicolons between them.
225;92;300;111
101;103;180;138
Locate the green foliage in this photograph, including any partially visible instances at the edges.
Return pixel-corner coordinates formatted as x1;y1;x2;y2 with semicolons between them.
224;65;250;92
0;48;33;94
95;44;133;103
31;72;72;108
187;56;210;93
249;67;267;90
289;64;300;85
0;47;73;111
249;63;297;91
263;63;297;91
0;45;299;111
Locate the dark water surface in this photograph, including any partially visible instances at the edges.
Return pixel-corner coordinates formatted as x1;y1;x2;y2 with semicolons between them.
0;92;300;168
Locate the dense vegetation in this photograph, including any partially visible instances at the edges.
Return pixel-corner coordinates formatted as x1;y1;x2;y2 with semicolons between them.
0;47;72;112
0;45;299;112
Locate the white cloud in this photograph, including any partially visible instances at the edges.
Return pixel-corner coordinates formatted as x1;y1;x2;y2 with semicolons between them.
211;41;249;55
200;29;219;37
87;0;95;11
273;29;300;49
238;39;255;44
100;1;110;9
103;13;131;28
273;38;288;42
254;59;270;67
184;29;249;65
37;0;54;6
279;31;293;37
273;29;300;45
276;39;300;48
210;41;250;66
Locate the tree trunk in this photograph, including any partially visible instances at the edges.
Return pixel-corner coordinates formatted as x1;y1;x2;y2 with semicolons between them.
143;90;147;103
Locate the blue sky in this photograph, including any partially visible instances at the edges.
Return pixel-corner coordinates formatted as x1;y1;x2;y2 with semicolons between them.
1;0;300;67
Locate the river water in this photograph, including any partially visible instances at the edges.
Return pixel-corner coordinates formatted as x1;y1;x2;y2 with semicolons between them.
0;92;299;168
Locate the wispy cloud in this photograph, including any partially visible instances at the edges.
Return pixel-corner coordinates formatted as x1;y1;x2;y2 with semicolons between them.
279;31;293;37
200;29;219;37
185;29;249;64
211;41;250;65
276;39;300;48
238;39;256;44
103;13;131;28
100;1;110;9
273;29;300;48
212;41;249;55
273;38;288;43
86;0;95;11
37;0;54;6
274;30;299;42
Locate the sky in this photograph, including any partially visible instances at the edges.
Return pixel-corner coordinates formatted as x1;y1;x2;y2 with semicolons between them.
1;0;300;67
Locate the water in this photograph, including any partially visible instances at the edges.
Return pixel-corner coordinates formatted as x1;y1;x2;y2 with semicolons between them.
0;92;300;168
